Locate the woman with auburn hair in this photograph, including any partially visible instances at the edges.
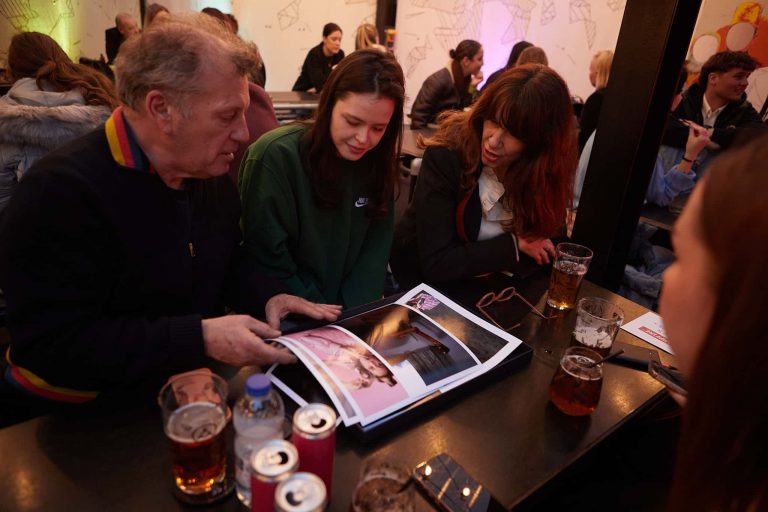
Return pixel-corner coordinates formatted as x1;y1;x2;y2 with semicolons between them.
578;49;613;151
410;39;484;129
391;64;577;288
659;134;768;510
0;32;117;214
240;49;405;308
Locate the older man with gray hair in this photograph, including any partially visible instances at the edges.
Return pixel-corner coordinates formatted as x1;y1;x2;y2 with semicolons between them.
0;14;339;420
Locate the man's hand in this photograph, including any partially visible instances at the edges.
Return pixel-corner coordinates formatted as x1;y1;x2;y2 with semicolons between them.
265;293;342;330
202;315;296;367
518;237;556;265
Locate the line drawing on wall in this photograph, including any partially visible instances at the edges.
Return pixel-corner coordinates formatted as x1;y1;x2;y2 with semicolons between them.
570;0;597;48
541;0;556;26
499;0;536;44
1;0;39;32
278;0;301;30
405;35;432;77
606;0;625;11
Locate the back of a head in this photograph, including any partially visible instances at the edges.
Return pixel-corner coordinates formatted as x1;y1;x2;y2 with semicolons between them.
668;134;768;512
8;32;70;81
506;40;533;68
116;12;258;111
515;46;548;67
144;4;169;28
591;50;614;89
698;50;759;88
449;39;481;62
355;23;378;51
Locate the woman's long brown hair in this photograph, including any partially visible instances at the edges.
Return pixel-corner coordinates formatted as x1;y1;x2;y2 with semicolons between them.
667;134;768;511
305;48;404;218
8;32;118;109
423;64;577;239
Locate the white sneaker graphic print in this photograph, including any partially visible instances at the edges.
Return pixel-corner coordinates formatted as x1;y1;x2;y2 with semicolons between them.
355;197;368;208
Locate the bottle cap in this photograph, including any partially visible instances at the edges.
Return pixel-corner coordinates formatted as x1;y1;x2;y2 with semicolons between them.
246;374;272;397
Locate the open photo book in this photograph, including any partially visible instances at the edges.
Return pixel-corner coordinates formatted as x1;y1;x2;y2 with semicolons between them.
267;284;526;428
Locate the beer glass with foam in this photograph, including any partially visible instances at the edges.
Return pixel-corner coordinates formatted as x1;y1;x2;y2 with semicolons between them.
158;370;231;504
572;297;625;357
547;243;593;310
549;346;603;416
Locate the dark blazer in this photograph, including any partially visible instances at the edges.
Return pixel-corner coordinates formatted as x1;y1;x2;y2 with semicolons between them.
105;27;123;65
578;88;604;152
390;145;521;289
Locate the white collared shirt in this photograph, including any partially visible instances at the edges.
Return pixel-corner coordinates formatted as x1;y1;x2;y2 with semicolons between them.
477;167;513;241
701;95;726;128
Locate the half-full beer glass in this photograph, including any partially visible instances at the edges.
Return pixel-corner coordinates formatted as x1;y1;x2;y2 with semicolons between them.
547;243;593;310
158;371;230;503
549;346;603;416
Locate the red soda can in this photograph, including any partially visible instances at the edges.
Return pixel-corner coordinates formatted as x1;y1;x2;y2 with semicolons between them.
291;404;336;495
250;439;299;512
274;472;327;512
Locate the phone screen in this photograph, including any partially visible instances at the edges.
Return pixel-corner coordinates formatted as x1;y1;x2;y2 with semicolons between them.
649;361;687;396
413;453;507;512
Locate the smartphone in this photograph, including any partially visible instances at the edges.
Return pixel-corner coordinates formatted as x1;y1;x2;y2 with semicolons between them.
610;342;661;371
413;453;506;512
648;360;687;396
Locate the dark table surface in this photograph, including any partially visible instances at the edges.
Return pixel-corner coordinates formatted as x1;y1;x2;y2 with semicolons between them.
267;90;320;110
0;271;673;511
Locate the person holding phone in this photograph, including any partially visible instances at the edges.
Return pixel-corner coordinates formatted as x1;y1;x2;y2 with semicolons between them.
391;65;577;289
240;49;404;308
659;134;768;510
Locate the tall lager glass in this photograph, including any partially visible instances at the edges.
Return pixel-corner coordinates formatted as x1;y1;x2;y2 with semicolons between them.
546;243;593;310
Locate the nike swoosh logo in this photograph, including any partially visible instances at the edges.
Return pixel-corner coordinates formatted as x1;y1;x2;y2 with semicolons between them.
355;197;368;208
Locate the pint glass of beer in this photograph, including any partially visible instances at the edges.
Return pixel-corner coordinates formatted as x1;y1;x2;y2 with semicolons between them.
546;243;593;310
572;297;625;357
549;346;603;416
158;370;230;503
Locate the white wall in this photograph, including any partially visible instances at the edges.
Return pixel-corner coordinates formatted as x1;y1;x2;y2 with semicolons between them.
393;0;627;113
232;0;377;90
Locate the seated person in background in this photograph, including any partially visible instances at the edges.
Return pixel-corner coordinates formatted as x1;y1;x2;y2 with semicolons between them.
0;32;118;216
292;23;345;93
144;3;170;27
391;65;577;289
660;134;768;511
105;12;139;64
240;49;405;309
578;49;613;151
0;13;338;415
515;46;548;66
355;23;385;52
410;40;484;129
480;40;532;93
202;8;267;88
662;51;764;158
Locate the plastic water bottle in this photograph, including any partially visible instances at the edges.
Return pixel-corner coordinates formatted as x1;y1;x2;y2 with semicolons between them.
233;374;285;506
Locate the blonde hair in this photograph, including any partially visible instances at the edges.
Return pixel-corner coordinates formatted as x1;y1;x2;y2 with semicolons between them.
116;12;258;112
355;23;379;51
590;50;614;89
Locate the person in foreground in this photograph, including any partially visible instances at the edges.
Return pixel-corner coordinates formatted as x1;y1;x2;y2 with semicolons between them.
660;134;768;510
391;65;577;288
0;13;339;416
410;39;484;129
240;49;405;308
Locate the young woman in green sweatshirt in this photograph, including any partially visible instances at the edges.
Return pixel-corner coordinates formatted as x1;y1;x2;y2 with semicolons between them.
239;49;405;308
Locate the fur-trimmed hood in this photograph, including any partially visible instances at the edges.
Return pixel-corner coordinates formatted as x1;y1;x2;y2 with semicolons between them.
0;97;111;152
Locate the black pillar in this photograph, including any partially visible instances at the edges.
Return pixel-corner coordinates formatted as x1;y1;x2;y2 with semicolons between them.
571;0;701;290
